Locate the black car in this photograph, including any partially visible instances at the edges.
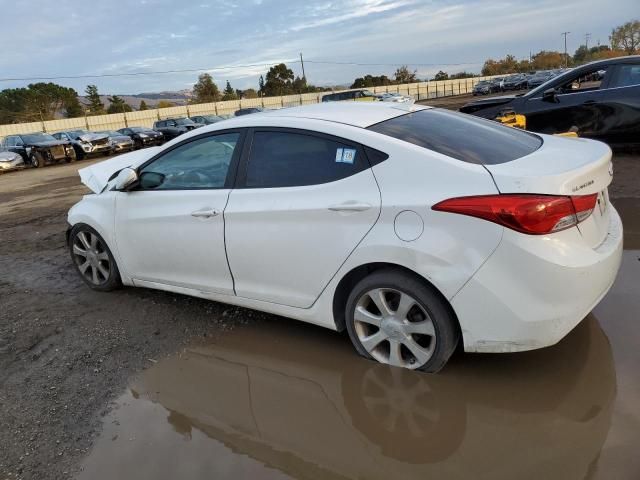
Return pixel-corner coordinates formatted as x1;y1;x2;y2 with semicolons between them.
152;118;203;140
235;107;264;116
0;132;76;167
117;126;164;149
472;80;500;96
502;74;529;91
460;56;640;147
52;130;112;159
526;71;555;89
189;114;226;125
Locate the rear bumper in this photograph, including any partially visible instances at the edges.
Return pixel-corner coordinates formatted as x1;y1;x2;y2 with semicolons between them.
452;206;623;352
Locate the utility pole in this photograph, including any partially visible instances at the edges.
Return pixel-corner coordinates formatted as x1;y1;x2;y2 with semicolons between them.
561;32;571;67
300;52;306;83
585;33;591;51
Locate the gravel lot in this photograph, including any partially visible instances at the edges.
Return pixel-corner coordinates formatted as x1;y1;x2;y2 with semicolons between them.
1;121;639;479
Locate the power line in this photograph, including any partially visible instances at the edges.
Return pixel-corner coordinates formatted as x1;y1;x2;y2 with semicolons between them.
0;59;482;83
0;61;301;82
561;31;570;67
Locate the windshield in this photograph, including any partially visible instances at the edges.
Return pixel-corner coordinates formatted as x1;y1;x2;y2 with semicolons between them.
368;108;542;165
68;130;90;138
174;118;195;126
99;131;119;136
130;127;152;132
22;133;57;143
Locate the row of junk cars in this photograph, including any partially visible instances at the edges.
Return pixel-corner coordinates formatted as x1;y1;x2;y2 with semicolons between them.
472;69;572;95
0;109;265;170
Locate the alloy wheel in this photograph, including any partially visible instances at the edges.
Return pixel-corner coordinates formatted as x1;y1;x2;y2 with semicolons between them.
72;231;111;286
354;288;436;369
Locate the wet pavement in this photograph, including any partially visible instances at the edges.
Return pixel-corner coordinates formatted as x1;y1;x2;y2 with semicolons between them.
76;199;640;480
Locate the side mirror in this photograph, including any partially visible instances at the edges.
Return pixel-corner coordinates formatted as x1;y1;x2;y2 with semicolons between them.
139;171;165;189
542;88;557;102
114;167;139;191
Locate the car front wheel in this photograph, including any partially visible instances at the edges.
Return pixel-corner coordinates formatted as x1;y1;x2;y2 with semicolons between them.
69;224;121;291
345;270;459;373
29;151;45;168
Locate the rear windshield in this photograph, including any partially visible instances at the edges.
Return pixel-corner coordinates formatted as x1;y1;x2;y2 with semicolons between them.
367;108;542;165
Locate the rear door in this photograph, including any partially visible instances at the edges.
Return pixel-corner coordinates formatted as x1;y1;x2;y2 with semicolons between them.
596;62;640;146
524;66;611;137
225;128;381;308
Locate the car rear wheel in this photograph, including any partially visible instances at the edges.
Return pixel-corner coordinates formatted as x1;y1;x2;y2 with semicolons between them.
345;270;459;373
69;224;121;291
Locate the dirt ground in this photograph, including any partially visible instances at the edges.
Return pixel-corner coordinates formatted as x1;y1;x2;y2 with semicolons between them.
1;143;639;478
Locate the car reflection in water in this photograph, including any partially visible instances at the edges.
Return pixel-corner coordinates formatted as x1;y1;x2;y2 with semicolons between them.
79;314;615;480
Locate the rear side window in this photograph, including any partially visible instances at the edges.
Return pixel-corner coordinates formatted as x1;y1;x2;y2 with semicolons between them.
245;131;369;188
367;108;542;165
610;64;640;88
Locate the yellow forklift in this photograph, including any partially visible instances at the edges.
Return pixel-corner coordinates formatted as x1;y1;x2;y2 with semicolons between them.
494;108;579;137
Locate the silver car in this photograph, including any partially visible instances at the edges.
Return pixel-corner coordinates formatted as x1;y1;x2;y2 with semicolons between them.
0;150;24;170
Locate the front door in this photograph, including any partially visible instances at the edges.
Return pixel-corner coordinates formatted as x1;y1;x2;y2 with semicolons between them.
524;66;611;136
225;129;381;308
114;130;244;295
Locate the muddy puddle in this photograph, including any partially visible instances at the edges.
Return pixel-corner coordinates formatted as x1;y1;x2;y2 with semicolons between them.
77;201;640;480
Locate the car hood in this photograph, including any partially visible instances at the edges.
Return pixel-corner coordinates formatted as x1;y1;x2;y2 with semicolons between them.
28;139;70;148
460;95;517;112
78;146;161;193
78;133;109;143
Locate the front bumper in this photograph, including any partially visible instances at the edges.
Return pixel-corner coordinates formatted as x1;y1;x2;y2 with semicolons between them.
0;158;24;170
452;207;623;352
113;141;134;151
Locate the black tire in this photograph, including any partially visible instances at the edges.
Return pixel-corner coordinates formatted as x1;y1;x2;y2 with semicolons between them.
29;151;45;168
345;269;459;373
65;149;77;163
69;224;121;292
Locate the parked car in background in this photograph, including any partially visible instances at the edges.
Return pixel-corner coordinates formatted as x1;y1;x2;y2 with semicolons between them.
52;130;112;159
97;131;134;153
502;74;529;91
460;56;640;147
190;114;227;125
117;127;164;149
0;132;76;167
235;108;264;116
322;90;378;102
152;118;203;141
0;149;25;170
68;102;621;373
376;92;412;102
526;71;555;89
472;80;498;95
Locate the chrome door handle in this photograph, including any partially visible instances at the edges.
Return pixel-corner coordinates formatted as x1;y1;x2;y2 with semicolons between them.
328;202;372;212
191;209;219;218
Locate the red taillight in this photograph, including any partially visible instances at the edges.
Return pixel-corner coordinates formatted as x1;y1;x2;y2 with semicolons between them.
432;193;598;235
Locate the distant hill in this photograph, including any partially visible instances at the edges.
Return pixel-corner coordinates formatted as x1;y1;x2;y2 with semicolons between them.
78;90;192;111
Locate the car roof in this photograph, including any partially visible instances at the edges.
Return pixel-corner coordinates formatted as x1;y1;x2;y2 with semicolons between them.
215;102;428;129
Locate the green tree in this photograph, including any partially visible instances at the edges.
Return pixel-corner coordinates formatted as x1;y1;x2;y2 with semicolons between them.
222;81;237;100
258;75;265;96
192;73;220;103
84;84;105;115
394;65;418;84
263;63;294;96
433;70;449;81
449;71;476;79
242;88;258;99
64;93;83;118
350;75;392;89
610;20;640;54
139;100;149;111
107;95;132;114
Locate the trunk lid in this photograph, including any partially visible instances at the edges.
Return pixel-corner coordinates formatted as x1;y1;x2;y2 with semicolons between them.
485;135;613;247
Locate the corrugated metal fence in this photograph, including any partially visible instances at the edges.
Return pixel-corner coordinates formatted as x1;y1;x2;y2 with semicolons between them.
0;77;492;137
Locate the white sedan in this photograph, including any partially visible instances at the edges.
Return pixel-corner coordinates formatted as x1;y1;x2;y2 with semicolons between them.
67;102;623;372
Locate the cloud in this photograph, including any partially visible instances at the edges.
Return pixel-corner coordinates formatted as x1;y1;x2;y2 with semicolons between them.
0;0;637;93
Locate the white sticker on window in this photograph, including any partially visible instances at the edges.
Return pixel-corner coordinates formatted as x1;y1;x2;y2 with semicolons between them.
341;148;356;164
335;148;344;163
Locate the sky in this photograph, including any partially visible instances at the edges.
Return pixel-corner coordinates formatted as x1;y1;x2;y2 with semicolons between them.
0;0;637;94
